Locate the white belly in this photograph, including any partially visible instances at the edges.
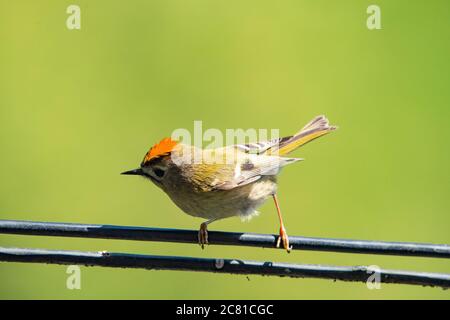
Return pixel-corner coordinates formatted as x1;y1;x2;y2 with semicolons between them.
166;177;277;221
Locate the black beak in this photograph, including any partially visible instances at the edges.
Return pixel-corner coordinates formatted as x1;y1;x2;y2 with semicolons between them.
121;168;144;176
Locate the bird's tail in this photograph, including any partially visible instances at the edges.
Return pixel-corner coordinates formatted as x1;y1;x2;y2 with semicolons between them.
268;115;337;156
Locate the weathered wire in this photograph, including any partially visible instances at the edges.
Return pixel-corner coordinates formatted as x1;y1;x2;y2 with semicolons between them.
1;247;449;289
1;219;449;258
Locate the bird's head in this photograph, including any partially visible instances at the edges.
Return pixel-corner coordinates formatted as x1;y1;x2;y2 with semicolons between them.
121;137;179;188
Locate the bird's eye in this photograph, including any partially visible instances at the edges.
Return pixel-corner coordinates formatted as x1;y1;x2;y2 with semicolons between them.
153;168;165;178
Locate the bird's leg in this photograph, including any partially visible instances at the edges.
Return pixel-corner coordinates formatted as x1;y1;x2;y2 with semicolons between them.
273;194;292;252
198;218;216;249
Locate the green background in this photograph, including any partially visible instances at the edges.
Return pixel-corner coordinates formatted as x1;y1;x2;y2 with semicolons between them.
1;0;449;299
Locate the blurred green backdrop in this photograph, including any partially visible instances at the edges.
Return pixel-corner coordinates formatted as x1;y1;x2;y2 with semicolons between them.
1;0;449;299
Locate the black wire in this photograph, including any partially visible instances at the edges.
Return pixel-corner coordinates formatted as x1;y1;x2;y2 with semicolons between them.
1;219;449;258
1;247;449;288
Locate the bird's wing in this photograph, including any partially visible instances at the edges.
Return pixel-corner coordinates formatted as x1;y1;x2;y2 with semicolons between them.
234;137;292;155
211;154;301;191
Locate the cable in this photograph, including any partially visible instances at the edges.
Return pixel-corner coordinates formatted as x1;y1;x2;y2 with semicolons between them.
1;219;449;258
1;247;449;288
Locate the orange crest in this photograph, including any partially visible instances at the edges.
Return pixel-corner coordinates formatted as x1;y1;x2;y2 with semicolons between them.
142;137;178;164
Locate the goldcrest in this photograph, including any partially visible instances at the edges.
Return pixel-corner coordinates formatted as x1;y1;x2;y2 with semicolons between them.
122;115;336;252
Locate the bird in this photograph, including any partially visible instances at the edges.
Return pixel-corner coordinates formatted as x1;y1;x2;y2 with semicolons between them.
122;115;336;252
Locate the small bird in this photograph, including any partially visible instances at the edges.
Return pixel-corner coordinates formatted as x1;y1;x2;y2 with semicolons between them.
122;115;336;252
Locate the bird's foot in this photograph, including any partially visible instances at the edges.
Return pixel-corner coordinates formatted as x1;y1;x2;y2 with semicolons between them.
276;226;292;253
198;222;209;249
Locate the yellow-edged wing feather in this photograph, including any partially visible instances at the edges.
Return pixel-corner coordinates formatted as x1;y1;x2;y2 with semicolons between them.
267;115;337;156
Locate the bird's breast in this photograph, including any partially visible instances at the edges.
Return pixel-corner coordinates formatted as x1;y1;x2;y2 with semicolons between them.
163;176;277;220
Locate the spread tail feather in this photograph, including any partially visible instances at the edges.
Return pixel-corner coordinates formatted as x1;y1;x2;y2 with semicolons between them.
269;115;337;156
